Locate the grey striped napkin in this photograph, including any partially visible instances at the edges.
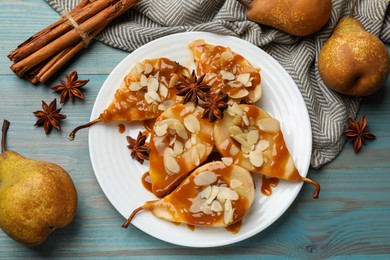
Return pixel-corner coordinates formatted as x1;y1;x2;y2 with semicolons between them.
47;0;390;168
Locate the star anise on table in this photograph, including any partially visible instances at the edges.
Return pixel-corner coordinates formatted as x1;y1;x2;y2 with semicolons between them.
127;131;150;164
33;98;66;135
343;115;376;153
175;70;211;106
201;92;229;122
51;71;89;103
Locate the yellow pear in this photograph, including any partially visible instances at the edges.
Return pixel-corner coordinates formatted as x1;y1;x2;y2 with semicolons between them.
123;161;255;227
237;0;332;36
318;17;390;96
0;120;77;246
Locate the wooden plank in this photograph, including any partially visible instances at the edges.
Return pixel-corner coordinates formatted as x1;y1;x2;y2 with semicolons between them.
0;0;389;258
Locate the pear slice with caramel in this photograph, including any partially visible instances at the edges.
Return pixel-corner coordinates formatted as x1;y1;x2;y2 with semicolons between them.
214;103;320;198
123;161;255;228
149;103;214;197
69;58;190;140
189;39;262;103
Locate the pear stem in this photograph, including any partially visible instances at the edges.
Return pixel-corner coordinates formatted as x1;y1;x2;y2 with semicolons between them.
68;118;102;141
1;120;10;153
349;0;361;18
122;206;144;228
236;0;252;10
302;177;321;199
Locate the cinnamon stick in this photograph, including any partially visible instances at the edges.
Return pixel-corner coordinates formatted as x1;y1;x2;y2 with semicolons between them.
9;0;139;84
8;0;90;62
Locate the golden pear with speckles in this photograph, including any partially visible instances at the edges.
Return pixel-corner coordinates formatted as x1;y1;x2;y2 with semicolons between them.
0;120;77;246
238;0;332;36
318;17;390;96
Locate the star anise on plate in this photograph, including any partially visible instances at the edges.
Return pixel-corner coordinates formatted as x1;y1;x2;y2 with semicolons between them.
201;92;229;122
33;98;66;135
175;70;211;106
343;115;375;153
127;131;150;164
51;71;89;103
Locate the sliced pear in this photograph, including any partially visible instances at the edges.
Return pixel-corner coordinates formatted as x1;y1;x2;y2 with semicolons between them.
69;58;190;140
214;104;320;198
122;161;255;227
189;39;262;103
149;103;214;197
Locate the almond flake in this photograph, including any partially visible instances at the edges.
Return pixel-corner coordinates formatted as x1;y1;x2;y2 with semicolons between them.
147;77;159;92
247;129;259;145
173;121;188;140
218;187;239;201
140;75;148;87
159;84;168;99
202;205;213;215
236;73;251;86
220;70;235;81
258;118;281;133
221;157;233;166
191;147;200;166
227;103;243;116
144;63;153;74
229;89;249;99
169;74;179;89
129;82;143;91
154;123;168;136
196;143;206;159
135;62;144;74
194;171;217;186
147;90;161;102
210;200;223;212
144;92;155;104
199;186;211;199
173;140;184;156
229;145;240;156
221;51;233;61
229;125;243;135
164;156;180;174
224;200;234;225
249;149;264;167
189;198;205;213
255;140;270;151
206;185;220;205
184;114;200;133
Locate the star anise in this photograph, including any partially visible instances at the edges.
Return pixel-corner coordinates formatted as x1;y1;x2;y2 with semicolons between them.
33;98;66;135
201;92;229;122
343;115;375;153
51;71;89;103
127;131;150;164
175;70;211;106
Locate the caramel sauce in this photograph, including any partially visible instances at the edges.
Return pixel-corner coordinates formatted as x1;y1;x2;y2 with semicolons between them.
143;118;156;133
100;58;188;122
187;224;195;231
117;123;126;134
261;176;280;196
141;171;153;194
192;43;261;100
165;163;249;226
225;220;242;234
216;105;299;181
148;104;214;197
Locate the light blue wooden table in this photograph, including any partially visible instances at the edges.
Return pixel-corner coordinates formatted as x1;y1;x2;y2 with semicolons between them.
1;1;389;259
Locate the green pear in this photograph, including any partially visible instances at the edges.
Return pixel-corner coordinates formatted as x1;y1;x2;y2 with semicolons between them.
0;120;77;246
237;0;332;36
318;17;390;96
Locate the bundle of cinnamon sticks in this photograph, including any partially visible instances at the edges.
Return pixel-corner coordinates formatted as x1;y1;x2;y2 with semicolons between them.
8;0;139;84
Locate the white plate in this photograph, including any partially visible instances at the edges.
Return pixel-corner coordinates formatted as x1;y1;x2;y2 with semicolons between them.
89;32;312;247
